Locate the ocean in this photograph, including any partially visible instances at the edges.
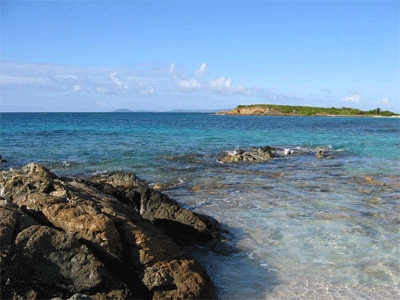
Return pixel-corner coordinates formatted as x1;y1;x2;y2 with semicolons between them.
1;112;399;299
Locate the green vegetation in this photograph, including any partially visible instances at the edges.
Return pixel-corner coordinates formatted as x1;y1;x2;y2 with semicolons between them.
236;104;399;117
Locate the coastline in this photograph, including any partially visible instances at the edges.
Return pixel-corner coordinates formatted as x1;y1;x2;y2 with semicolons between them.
0;163;232;300
215;105;400;118
1;112;399;299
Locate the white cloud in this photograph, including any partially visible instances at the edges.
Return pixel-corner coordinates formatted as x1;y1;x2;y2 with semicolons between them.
139;88;154;95
169;63;176;74
381;97;389;104
1;60;305;107
110;72;129;89
342;94;361;103
0;61;159;97
194;62;207;77
0;75;51;84
206;77;251;96
55;75;79;80
167;62;302;103
96;87;110;94
177;79;202;92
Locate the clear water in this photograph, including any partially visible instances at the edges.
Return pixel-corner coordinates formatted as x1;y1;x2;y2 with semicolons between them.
1;113;399;299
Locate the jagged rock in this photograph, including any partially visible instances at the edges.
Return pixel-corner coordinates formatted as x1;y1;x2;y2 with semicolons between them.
135;186;231;251
217;146;275;163
42;202;123;261
0;206;39;299
118;221;216;299
95;172;145;188
0;206;38;257
119;221;186;269
144;259;215;300
88;175;232;253
13;225;108;296
0;163;223;299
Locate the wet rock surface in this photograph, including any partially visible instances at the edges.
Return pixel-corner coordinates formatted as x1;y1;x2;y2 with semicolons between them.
217;146;276;163
0;163;231;300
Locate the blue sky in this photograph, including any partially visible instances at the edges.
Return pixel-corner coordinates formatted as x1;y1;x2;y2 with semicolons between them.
1;1;399;112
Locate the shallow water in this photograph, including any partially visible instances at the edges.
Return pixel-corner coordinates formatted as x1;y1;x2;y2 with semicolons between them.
1;113;399;299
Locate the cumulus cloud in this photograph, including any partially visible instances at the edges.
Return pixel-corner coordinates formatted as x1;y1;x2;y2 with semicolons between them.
194;63;207;77
206;77;251;96
342;94;361;103
139;88;154;95
177;79;202;92
2;60;305;105
167;62;303;103
110;71;129;89
381;97;389;104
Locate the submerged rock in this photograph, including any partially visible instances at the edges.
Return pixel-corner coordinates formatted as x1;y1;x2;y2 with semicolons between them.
0;163;230;300
315;148;333;159
217;146;276;163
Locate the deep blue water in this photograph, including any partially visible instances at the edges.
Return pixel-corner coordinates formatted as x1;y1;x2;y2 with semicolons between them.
1;113;399;299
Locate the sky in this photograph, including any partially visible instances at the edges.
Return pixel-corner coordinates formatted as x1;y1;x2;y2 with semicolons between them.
1;0;399;112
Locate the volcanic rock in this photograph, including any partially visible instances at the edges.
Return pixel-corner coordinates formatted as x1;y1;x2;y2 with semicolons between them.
0;163;228;299
217;146;276;163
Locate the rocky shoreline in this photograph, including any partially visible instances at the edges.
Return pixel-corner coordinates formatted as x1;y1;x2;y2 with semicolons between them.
0;163;234;300
215;105;400;117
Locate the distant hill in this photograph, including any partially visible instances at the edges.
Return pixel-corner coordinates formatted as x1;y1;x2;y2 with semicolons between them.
111;109;134;113
216;104;400;117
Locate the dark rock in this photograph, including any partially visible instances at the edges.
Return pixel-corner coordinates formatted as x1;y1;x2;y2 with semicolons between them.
0;155;7;163
0;206;39;300
0;206;38;257
13;225;108;297
0;163;223;299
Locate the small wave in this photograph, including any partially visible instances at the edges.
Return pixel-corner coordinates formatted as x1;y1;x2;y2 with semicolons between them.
91;170;109;176
274;145;349;157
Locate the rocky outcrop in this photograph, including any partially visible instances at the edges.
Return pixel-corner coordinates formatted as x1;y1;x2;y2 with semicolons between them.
216;106;290;116
14;225;108;296
0;163;230;300
217;146;276;163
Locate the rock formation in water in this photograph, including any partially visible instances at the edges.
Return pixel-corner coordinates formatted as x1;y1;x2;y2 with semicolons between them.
0;163;232;300
216;146;276;163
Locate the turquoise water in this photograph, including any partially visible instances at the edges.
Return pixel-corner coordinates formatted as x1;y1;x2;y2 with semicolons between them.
1;113;399;299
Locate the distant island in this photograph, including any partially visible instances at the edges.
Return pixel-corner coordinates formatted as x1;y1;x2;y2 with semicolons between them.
111;108;134;113
216;104;400;117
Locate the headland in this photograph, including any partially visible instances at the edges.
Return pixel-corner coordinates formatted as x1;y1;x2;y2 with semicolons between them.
216;104;400;117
